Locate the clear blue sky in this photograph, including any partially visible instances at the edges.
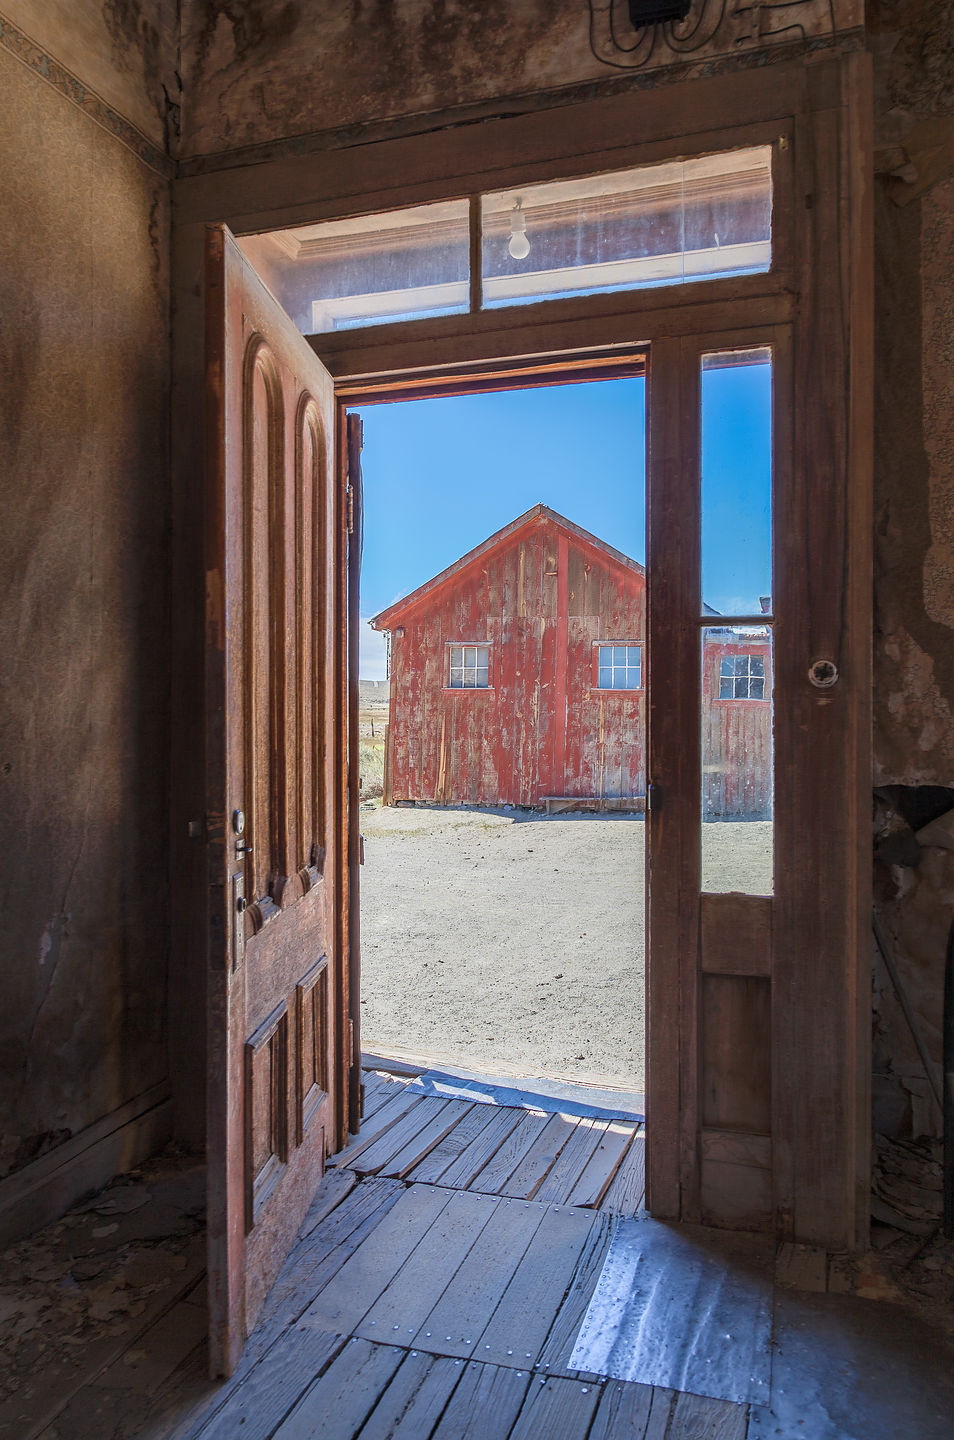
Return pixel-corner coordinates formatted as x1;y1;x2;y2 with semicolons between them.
356;365;771;679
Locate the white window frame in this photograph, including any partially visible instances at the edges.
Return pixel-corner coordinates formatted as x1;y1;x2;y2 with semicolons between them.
446;643;491;690
718;652;766;700
596;642;642;691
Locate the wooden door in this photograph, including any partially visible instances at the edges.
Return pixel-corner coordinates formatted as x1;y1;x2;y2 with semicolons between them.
204;225;346;1376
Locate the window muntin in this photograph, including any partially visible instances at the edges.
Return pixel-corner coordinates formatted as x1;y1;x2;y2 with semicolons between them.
447;644;491;689
719;652;766;700
597;643;642;690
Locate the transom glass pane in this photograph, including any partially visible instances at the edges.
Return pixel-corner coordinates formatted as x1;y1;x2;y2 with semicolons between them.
481;146;771;311
237;199;470;334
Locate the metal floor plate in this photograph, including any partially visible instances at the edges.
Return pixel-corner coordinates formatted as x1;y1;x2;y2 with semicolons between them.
569;1216;773;1406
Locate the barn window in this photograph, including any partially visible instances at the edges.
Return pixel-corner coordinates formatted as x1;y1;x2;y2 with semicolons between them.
719;653;765;699
597;644;642;690
447;644;490;689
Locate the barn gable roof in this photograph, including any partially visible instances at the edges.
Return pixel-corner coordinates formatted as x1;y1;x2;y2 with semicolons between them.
370;504;645;631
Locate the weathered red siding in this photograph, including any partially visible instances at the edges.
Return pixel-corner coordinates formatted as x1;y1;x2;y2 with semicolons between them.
376;510;646;808
373;507;771;814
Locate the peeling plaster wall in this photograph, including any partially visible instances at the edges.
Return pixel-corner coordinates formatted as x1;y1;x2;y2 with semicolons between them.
177;0;861;161
869;0;954;1141
0;1;179;148
0;44;171;1176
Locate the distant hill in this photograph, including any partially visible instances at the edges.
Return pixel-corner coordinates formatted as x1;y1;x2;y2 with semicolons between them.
359;679;390;706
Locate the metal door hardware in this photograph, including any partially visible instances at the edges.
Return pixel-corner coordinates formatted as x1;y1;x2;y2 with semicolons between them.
808;659;839;689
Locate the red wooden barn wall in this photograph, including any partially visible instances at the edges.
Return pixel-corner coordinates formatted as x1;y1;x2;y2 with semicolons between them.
381;513;646;808
378;510;772;816
701;634;773;818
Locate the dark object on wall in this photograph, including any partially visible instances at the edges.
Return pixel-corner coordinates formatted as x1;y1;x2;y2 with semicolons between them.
629;0;691;24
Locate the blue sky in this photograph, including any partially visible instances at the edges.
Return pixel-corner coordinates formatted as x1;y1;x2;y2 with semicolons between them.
356;365;771;679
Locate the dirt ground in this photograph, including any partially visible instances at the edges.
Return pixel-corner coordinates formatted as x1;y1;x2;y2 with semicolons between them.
358;805;773;1090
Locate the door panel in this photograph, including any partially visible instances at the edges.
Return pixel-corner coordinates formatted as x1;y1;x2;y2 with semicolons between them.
205;225;343;1377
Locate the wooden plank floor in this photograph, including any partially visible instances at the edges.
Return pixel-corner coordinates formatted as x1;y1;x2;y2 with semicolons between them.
20;1072;749;1440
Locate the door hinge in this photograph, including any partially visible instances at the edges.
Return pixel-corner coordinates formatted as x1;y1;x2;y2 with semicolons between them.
346;485;354;534
348;1017;355;1054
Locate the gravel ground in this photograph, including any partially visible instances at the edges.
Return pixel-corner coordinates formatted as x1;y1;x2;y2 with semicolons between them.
359;804;773;1090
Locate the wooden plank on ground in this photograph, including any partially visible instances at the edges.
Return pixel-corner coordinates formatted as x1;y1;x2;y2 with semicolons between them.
298;1166;360;1238
499;1113;580;1200
350;1098;456;1176
356;1350;463;1440
600;1131;646;1216
405;1104;499;1185
272;1339;404;1440
360;1073;400;1122
508;1374;601;1440
429;1359;531;1439
467;1111;550;1193
355;1190;497;1344
437;1108;525;1190
377;1100;475;1179
412;1197;546;1359
668;1389;749;1440
565;1122;637;1208
259;1178;406;1329
587;1380;672;1440
197;1326;345;1440
537;1209;613;1377
477;1204;596;1368
301;1184;454;1335
534;1117;609;1204
328;1088;425;1167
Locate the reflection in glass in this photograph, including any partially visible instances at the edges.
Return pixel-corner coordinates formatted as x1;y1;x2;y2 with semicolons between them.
237;200;471;333
701;626;773;896
482;146;772;310
701;348;772;619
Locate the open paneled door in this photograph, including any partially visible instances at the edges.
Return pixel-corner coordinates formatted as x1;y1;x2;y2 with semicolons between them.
204;226;349;1377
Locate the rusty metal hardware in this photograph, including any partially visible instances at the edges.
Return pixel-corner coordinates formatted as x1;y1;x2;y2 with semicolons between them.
808;659;838;688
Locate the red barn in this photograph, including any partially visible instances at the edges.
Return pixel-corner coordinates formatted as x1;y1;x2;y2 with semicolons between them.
371;505;771;815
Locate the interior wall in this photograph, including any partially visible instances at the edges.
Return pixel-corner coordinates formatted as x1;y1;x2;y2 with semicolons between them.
868;0;954;1144
0;7;174;1214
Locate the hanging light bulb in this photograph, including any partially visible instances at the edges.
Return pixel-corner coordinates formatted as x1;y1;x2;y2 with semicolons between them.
507;199;530;261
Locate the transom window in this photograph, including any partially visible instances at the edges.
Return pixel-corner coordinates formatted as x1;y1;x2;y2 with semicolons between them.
597;644;642;690
448;644;490;689
719;653;766;699
238;145;772;334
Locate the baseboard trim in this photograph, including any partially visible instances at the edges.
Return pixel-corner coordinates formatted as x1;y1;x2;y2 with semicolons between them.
0;1081;173;1247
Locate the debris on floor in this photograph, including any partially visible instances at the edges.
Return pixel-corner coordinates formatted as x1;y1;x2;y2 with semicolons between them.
0;1151;205;1430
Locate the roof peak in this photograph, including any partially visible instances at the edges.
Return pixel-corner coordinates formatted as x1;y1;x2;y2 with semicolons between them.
370;505;645;630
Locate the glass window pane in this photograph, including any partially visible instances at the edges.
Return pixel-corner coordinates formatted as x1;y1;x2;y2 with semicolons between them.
702;626;773;895
481;146;771;311
598;667;612;689
237;199;470;334
476;668;489;687
614;646;626;666
449;668;463;687
701;348;772;620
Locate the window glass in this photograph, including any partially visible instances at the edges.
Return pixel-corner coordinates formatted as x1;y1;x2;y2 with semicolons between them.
597;643;641;690
448;644;491;689
481;146;771;311
237;199;470;334
702;627;774;896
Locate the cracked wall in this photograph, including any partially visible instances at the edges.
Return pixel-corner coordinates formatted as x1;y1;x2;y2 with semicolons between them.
0;30;171;1175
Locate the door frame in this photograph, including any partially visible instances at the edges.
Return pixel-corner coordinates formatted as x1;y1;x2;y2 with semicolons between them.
171;49;872;1250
